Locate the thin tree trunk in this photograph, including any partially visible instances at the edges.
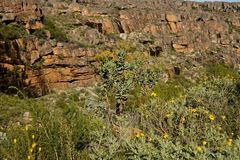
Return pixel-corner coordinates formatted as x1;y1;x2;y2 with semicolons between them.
116;101;122;115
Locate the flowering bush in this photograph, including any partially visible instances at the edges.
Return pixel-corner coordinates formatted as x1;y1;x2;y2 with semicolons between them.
0;52;240;159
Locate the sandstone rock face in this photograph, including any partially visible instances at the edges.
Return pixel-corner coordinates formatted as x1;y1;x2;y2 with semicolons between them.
0;0;43;29
0;0;97;96
1;0;240;96
52;0;240;55
0;38;97;96
166;14;179;22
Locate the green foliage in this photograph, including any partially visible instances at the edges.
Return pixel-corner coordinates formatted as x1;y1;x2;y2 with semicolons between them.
97;50;161;114
0;66;28;95
0;93;103;160
43;17;68;42
98;50;136;114
31;59;45;70
116;40;137;53
186;77;240;136
1;74;240;159
33;29;48;40
1;49;240;159
0;22;26;41
205;63;239;79
154;75;191;102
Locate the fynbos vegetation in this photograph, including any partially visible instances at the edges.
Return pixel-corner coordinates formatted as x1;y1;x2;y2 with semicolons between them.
1;49;240;159
1;0;240;159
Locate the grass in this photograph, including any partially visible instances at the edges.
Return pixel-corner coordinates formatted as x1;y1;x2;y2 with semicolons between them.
0;75;240;159
0;22;26;41
0;50;240;159
0;58;240;159
43;16;69;42
205;63;239;79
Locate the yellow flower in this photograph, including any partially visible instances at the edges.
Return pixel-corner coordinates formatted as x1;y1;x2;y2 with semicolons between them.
221;116;226;120
197;146;203;152
218;126;223;131
32;143;37;148
151;92;157;97
169;99;175;103
202;140;207;145
196;98;202;103
166;114;171;118
38;147;42;152
25;125;29;131
163;134;169;139
166;112;173;118
204;110;209;114
135;133;141;138
27;156;31;160
31;134;35;139
135;132;144;138
209;115;215;121
29;148;33;153
227;138;233;146
13;138;17;144
191;108;197;113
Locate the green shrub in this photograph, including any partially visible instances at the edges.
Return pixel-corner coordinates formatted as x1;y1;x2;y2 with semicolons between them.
97;50;161;114
33;29;48;40
1;76;240;159
43;17;68;42
0;22;26;41
0;93;103;160
1;51;240;159
205;63;239;79
153;75;191;102
116;40;136;53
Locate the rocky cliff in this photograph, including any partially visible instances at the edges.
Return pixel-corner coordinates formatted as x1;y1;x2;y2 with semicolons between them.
1;0;240;96
0;0;97;96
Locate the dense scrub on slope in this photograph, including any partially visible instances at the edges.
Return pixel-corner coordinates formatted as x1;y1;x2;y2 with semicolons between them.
0;50;240;159
0;23;26;41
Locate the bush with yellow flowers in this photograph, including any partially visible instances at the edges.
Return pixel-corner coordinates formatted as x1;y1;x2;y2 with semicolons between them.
1;50;240;159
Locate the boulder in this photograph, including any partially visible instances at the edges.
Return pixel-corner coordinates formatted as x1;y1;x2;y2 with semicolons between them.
173;44;194;53
237;48;240;56
166;14;179;22
68;3;82;12
168;22;178;33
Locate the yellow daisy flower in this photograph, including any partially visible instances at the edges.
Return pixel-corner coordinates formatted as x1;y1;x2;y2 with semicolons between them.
32;143;37;148
221;116;226;120
197;146;203;152
151;92;157;97
227;138;233;146
163;134;169;139
209;115;215;121
29;148;33;153
13;139;17;144
202;140;207;145
191;108;197;113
